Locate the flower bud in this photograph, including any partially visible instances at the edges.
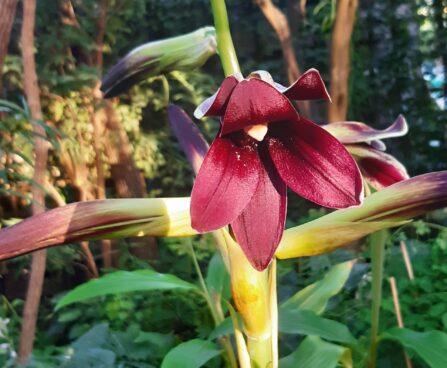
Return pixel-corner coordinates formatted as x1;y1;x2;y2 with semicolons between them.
101;27;217;98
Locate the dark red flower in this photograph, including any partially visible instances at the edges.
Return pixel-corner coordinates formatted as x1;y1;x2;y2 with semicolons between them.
323;115;409;191
191;69;363;270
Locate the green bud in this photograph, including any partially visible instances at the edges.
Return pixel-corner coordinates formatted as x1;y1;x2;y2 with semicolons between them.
101;27;217;97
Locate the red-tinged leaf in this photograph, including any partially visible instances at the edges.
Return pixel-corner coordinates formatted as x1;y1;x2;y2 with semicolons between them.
267;117;364;208
190;133;262;232
282;69;331;101
347;144;409;190
0;198;194;260
194;75;240;119
323;115;408;144
167;104;209;174
221;78;298;136
231;146;287;271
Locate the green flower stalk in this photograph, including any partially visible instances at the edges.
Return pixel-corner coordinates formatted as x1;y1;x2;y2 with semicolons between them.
101;27;217;98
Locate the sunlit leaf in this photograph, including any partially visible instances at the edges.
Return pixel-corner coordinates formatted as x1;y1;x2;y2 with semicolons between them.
56;269;199;310
281;260;354;314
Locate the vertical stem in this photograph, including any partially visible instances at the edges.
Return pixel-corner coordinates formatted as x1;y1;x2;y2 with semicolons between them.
368;230;387;368
187;241;237;368
223;231;275;368
210;0;241;76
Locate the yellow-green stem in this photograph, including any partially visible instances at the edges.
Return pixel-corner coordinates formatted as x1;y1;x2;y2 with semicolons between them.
368;230;387;368
248;335;273;368
210;0;241;76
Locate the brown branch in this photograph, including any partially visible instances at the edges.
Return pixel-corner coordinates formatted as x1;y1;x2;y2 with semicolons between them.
17;0;49;363
256;0;310;117
95;0;108;69
0;0;19;93
328;0;358;122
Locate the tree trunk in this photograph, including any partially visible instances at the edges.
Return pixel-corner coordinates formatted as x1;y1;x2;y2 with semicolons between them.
433;0;447;106
0;0;18;93
256;0;310;117
328;0;358;122
17;0;48;363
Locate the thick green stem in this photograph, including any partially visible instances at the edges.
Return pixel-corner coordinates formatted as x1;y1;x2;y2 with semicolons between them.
368;230;387;368
210;0;241;76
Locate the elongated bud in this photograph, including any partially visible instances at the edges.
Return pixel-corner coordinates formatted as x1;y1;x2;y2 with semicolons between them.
101;27;217;98
276;171;447;259
0;198;196;260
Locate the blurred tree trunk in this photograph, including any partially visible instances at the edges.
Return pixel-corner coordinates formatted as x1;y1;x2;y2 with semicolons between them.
433;0;447;105
255;0;310;117
17;0;48;363
0;0;18;93
91;0;114;268
92;0;157;263
328;0;358;122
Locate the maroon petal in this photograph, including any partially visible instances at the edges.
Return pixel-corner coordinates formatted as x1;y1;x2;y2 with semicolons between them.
221;78;298;136
282;69;331;101
190;133;262;232
347;144;409;190
194;75;241;119
167;104;209;175
267;117;364;208
323;115;408;144
231;146;287;271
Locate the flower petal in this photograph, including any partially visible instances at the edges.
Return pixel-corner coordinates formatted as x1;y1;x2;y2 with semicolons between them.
231;146;287;271
282;69;331;101
370;139;386;151
194;75;241;119
221;78;298;136
191;133;262;232
323;115;408;144
347;144;409;190
167;104;209;175
267;117;364;208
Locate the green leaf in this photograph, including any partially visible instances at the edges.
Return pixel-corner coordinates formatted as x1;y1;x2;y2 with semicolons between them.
209;317;234;340
281;260;353;314
280;336;351;368
161;339;221;368
56;269;199;310
381;327;447;368
279;309;356;346
206;253;230;300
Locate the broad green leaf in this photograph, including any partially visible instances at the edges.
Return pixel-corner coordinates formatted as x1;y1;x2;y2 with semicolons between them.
209;317;234;340
280;336;351;368
161;339;221;368
279;309;356;346
206;253;230;301
56;269;199;310
281;260;354;314
381;327;447;368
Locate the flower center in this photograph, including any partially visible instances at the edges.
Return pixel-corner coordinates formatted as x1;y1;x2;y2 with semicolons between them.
244;123;268;141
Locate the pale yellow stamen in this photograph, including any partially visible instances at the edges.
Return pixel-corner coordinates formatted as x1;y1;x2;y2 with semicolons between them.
244;123;268;141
